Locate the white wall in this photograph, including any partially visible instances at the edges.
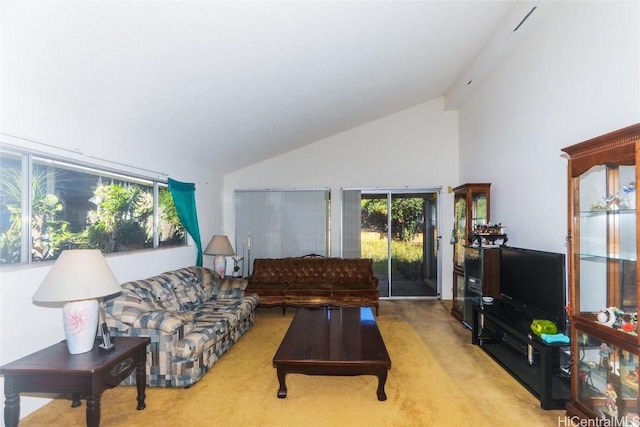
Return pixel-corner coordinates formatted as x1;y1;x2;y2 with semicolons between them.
224;97;460;295
458;1;639;255
0;138;223;420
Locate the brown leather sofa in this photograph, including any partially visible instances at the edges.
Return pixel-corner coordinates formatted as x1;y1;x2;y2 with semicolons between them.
246;255;380;315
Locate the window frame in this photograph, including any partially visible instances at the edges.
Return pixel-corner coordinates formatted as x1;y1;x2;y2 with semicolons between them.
0;142;184;267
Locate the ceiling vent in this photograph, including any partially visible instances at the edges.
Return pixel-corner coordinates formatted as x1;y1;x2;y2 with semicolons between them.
513;6;537;32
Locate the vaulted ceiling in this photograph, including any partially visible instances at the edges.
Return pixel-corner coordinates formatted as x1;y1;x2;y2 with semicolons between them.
1;1;542;174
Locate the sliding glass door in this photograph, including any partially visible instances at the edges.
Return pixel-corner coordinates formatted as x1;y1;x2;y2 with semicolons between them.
342;188;441;298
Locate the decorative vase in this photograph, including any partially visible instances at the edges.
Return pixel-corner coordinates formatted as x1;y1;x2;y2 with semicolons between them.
63;299;99;354
214;255;227;278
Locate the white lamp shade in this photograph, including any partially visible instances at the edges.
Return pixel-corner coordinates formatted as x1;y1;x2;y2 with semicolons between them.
203;235;235;256
33;249;122;302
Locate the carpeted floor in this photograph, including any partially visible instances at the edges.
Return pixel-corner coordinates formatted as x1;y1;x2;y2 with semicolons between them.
19;300;566;426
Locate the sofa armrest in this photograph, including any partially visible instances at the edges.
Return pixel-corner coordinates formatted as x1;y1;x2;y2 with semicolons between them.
132;310;195;334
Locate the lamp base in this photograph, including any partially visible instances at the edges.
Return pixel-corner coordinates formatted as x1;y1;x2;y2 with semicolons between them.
214;255;227;278
63;299;99;354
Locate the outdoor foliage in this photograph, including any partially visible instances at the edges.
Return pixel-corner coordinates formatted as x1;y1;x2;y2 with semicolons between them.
0;167;72;262
360;197;427;280
158;187;186;245
361;198;424;242
361;232;423;278
84;184;153;252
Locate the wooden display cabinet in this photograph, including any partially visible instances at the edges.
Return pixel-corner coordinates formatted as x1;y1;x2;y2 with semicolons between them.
563;123;640;422
451;183;491;322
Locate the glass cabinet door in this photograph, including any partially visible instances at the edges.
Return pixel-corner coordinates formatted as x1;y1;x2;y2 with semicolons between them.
575;331;639;420
471;191;488;231
577;164;637;319
454;194;466;269
453;184;490;269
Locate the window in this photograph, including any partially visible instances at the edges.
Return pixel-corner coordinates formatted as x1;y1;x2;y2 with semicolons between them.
0;148;185;266
0;150;24;265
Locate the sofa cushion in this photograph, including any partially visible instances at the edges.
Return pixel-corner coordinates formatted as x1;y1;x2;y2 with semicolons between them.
132;309;193;333
211;277;248;299
106;291;157;327
123;277;184;311
161;270;208;309
187;266;218;300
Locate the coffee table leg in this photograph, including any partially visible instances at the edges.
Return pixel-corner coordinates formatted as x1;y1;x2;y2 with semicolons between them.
4;392;19;427
276;367;288;398
376;370;388;401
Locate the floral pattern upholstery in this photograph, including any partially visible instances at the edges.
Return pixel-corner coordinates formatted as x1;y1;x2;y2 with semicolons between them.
104;266;258;387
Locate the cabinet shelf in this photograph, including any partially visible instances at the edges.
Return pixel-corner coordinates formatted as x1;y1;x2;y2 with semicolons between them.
578;253;637;262
580;208;636;216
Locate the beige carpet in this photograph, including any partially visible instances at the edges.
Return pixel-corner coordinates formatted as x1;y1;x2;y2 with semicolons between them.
19;301;565;426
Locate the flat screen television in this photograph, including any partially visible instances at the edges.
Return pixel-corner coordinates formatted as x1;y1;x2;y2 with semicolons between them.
499;246;567;332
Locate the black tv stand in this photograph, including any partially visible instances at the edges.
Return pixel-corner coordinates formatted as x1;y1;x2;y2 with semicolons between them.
471;301;570;410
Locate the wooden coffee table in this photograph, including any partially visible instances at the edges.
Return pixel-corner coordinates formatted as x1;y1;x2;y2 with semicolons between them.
272;306;391;401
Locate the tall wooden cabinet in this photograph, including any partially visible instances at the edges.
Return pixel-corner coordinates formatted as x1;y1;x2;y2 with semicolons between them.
563;123;640;421
451;183;491;322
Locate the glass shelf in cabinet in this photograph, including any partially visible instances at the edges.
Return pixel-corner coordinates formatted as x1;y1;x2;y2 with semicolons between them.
577;252;637;262
579;208;636;217
576;316;639;340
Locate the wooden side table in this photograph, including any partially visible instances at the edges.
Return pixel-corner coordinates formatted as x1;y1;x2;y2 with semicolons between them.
1;336;150;427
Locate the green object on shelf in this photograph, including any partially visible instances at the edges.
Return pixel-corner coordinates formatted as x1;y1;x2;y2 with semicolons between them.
530;319;558;337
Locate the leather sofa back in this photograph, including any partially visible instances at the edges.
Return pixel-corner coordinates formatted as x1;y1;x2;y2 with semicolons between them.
250;257;375;285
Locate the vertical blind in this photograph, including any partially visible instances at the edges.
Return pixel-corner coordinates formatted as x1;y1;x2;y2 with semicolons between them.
235;189;330;275
341;189;362;258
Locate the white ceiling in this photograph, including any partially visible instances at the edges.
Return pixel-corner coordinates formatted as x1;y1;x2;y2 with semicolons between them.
2;1;541;174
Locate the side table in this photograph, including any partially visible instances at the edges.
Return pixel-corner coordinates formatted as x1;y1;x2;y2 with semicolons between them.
1;336;150;427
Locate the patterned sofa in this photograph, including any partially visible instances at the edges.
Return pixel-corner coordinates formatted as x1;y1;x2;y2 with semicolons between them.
246;256;379;315
104;266;258;387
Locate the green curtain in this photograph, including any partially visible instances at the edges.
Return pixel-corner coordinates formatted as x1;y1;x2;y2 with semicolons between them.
168;178;203;267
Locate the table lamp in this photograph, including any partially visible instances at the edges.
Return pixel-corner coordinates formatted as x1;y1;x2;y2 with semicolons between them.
32;249;122;354
204;235;235;278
